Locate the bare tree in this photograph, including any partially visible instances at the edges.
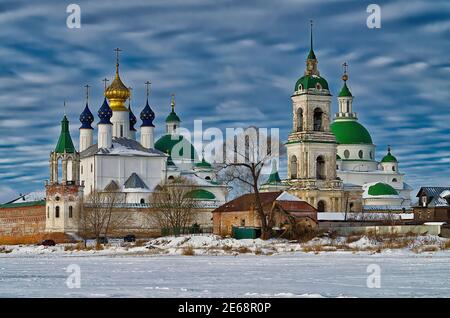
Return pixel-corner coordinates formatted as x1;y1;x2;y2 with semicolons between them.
79;188;129;245
147;177;199;236
220;126;285;239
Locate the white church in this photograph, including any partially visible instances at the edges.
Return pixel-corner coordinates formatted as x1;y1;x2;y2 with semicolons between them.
45;52;228;233
261;26;412;213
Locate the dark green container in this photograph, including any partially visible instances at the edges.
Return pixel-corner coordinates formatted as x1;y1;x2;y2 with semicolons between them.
231;226;261;239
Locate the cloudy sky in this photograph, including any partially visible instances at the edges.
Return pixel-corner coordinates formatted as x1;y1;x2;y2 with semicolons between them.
0;0;449;202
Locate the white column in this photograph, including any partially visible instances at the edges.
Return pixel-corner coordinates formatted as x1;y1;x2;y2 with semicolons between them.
111;111;129;138
98;124;112;149
79;128;93;152
140;126;154;149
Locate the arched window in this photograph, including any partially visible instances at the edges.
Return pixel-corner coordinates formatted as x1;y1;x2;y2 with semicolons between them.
205;176;211;180
392;178;398;182
290;155;298;179
90;164;93;172
358;150;363;159
140;198;145;204
370;151;373;159
316;83;322;90
168;175;175;180
313;108;323;131
349;202;354;212
344;150;350;159
317;200;326;212
296;108;303;132
392;166;396;171
55;206;60;218
316;156;325;180
120;125;124;137
298;84;303;91
69;206;73;218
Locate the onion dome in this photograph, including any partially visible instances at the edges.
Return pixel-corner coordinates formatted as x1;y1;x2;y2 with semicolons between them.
154;134;198;160
129;105;137;131
331;120;372;144
367;182;399;196
166;94;181;123
55;115;75;153
104;50;130;111
98;98;113;125
140;99;155;127
381;146;398;163
79;103;94;129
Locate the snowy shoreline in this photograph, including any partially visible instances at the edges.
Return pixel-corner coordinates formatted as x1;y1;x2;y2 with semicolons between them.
1;234;449;257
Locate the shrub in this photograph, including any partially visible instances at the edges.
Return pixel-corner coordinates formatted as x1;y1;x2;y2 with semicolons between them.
237;246;251;254
182;245;195;256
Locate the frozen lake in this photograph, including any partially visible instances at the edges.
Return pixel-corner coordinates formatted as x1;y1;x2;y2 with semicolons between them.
1;251;450;298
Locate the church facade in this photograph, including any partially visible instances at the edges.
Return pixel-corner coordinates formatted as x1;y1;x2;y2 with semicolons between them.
262;28;412;213
45;53;228;234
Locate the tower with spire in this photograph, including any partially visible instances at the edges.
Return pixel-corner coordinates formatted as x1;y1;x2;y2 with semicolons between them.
105;48;131;138
285;21;343;212
46;105;83;233
79;84;94;152
166;93;181;134
140;81;155;149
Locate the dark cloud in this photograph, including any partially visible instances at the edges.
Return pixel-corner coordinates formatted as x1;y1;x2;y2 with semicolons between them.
0;0;449;202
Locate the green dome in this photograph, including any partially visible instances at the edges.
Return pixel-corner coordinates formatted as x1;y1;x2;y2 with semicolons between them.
195;157;212;169
381;150;398;163
186;189;216;200
331;120;373;144
368;183;399;196
154;134;197;160
295;75;329;92
338;82;352;97
165;111;180;123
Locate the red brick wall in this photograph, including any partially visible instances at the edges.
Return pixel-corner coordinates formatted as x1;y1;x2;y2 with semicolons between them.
0;204;46;236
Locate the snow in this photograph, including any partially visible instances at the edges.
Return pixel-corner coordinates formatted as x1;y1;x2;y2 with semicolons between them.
276;191;301;202
10;191;45;203
317;212;414;221
1;249;450;297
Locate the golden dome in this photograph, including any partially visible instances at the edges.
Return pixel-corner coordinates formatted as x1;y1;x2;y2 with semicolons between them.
105;51;130;111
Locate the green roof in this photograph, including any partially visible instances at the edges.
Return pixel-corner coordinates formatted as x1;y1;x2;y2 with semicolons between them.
338;82;352;97
295;74;329;92
266;171;281;184
55;115;76;153
307;49;316;60
330;119;373;144
186;189;216;200
381;149;398;163
154;134;198;160
165;111;181;123
368;183;399;196
195;157;212;169
336;154;341;160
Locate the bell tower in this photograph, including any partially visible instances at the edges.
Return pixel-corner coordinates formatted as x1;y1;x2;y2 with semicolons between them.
45;110;84;233
285;21;343;212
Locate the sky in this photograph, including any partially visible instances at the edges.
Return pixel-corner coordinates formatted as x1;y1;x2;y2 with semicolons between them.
0;0;449;203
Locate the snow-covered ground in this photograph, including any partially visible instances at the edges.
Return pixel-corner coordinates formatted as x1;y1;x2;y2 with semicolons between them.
1;235;450;297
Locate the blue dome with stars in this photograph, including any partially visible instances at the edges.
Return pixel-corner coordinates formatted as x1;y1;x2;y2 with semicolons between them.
98;98;112;125
140;99;155;127
79;103;94;129
129;105;137;131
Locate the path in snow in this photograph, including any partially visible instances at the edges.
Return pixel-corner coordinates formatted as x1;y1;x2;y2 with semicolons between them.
1;252;450;297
